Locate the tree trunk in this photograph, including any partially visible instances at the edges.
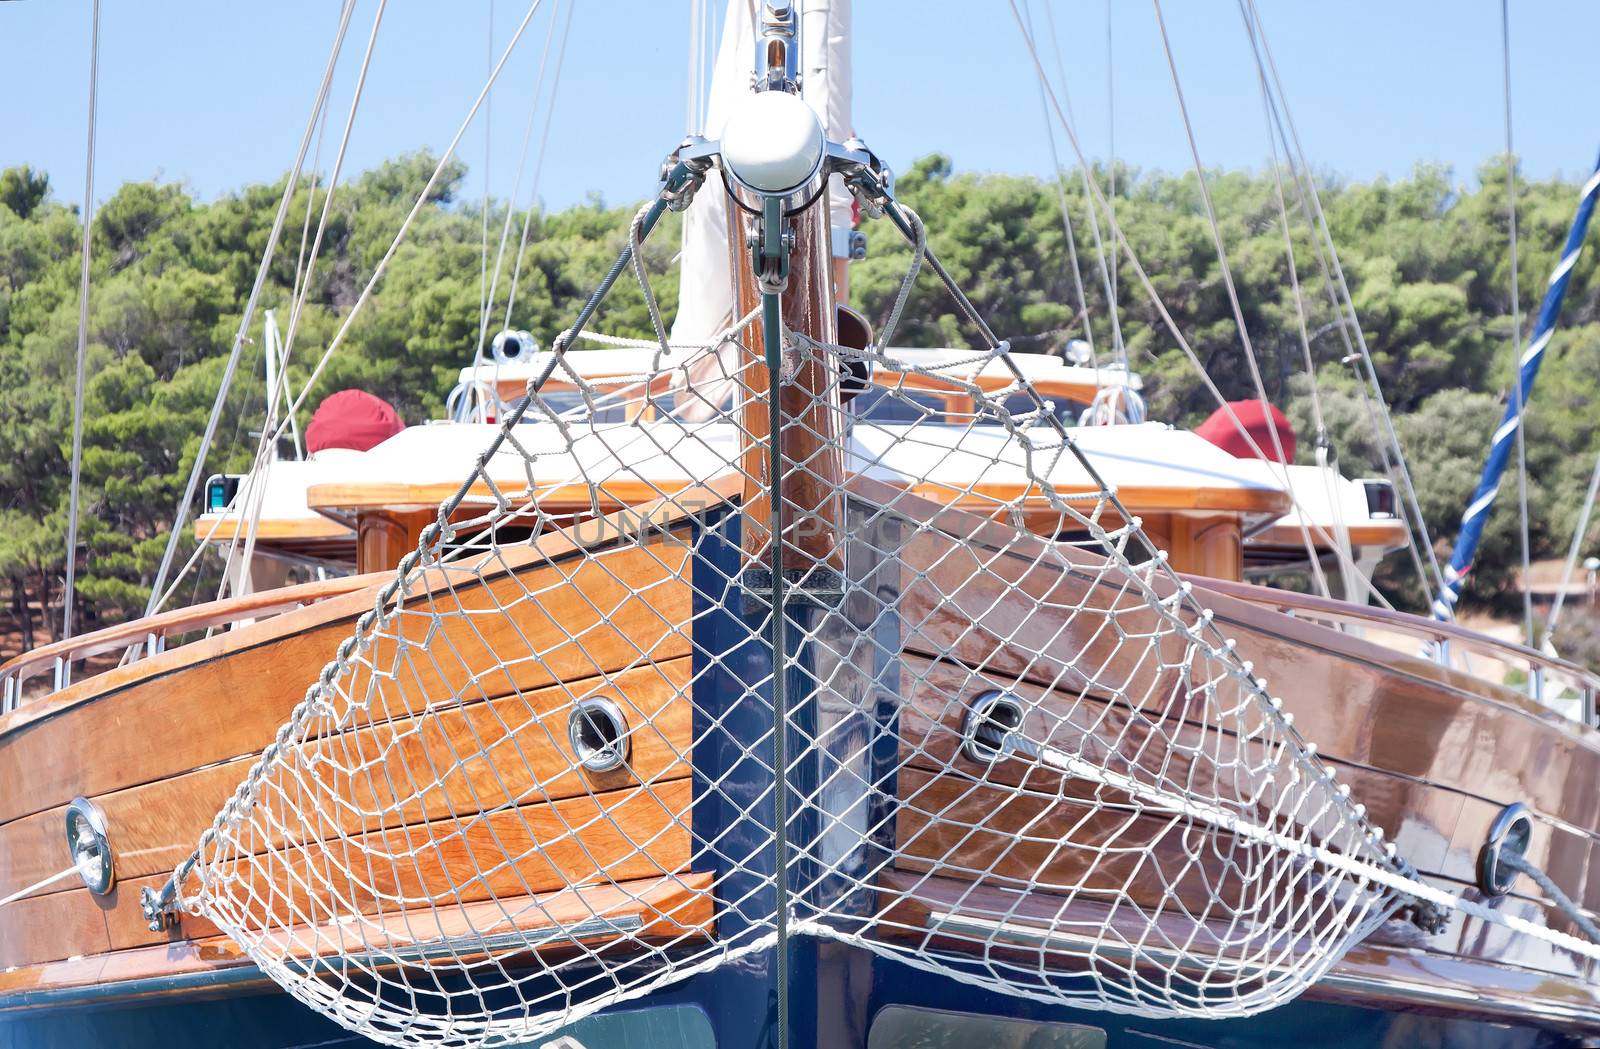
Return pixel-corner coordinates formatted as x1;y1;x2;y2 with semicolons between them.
13;576;34;654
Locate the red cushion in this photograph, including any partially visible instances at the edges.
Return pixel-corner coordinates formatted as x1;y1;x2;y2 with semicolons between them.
1194;400;1296;464
305;389;405;454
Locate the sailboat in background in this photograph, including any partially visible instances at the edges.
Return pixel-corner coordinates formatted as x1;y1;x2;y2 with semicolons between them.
4;4;1600;1049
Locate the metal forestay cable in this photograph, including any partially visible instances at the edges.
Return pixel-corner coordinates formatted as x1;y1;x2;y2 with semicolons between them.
474;0;565;373
1149;0;1332;600
1009;2;1381;598
1501;0;1535;652
62;0;101;643
215;0;389;603
260;0;553;462
1041;2;1125;372
1239;0;1449;608
1020;0;1098;369
144;0;361;617
763;281;791;1049
1542;450;1600;649
1245;7;1363;603
500;0;576;336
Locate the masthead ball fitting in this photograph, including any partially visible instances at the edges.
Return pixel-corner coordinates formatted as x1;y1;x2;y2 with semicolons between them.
720;90;825;198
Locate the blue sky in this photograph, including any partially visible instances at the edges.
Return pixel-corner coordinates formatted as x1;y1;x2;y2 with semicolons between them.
3;1;1598;213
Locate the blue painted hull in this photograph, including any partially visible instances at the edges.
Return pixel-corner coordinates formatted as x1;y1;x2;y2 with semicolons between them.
0;946;1578;1049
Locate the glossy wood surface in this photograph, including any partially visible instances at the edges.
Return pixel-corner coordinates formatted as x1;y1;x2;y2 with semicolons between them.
0;658;693;907
731;187;846;574
856;477;1600;990
0;485;739;980
0;873;714;1008
195;513;353;542
353;506;431;573
0;540;692;829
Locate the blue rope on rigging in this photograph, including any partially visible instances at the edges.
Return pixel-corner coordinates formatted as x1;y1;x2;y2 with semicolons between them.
1433;150;1600;622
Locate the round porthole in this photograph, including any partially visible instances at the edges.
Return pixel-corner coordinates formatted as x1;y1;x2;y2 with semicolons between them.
962;691;1026;764
569;696;632;774
65;797;115;896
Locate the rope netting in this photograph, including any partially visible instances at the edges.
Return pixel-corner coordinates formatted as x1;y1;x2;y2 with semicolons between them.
168;193;1420;1046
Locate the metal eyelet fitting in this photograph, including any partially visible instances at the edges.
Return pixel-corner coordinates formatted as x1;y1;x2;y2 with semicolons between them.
962;691;1026;764
569;696;632;774
1476;801;1533;897
66;797;115;896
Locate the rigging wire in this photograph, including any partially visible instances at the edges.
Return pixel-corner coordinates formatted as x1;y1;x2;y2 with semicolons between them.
159;0;554;615
1019;0;1097;369
144;0;362;617
264;0;554;449
1150;0;1332;599
1242;8;1364;602
1250;72;1433;606
1104;0;1122;364
1501;0;1535;652
501;0;577;331
1542;449;1600;649
1042;2;1126;371
479;0;568;355
1240;0;1451;611
1007;0;1393;605
62;0;101;642
213;0;390;603
478;0;496;366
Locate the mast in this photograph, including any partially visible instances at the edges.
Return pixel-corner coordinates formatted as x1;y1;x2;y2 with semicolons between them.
1433;150;1600;621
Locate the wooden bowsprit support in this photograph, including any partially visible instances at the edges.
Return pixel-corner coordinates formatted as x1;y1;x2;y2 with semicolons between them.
723;102;847;603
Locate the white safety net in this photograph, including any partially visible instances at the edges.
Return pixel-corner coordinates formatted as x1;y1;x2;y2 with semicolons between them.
174;201;1414;1048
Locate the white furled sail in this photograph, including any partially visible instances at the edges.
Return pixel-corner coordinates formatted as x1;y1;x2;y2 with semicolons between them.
670;0;852;421
801;0;854;249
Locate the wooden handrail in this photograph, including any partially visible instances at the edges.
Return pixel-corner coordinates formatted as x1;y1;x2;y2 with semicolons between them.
0;573;389;699
1190;576;1600;694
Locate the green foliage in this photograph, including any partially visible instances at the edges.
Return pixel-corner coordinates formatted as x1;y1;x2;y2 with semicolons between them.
853;153;1600;614
2;151;1597;649
0;155;676;645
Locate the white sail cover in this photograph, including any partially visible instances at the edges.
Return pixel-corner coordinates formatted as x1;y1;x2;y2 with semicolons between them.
671;0;852;352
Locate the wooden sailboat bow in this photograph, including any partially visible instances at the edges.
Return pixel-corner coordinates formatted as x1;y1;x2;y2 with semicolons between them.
12;5;1600;1049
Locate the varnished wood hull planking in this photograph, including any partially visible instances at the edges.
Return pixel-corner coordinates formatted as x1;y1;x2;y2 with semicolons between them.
3;479;1600;1037
0;522;701;981
863;479;1600;998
